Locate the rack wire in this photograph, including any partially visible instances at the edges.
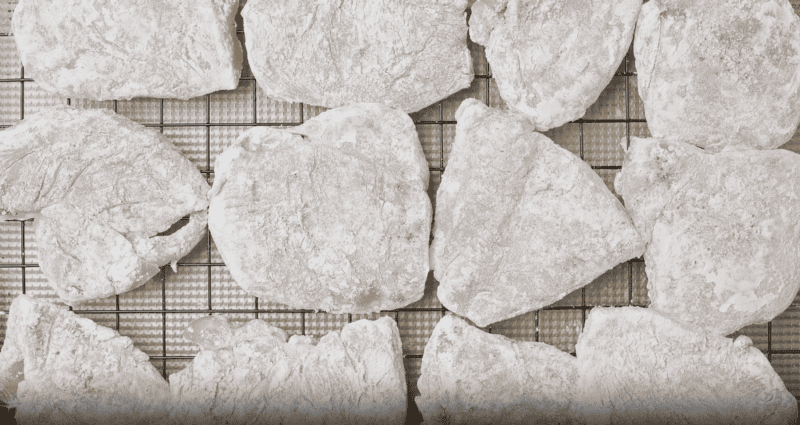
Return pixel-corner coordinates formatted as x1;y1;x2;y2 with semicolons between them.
0;1;799;423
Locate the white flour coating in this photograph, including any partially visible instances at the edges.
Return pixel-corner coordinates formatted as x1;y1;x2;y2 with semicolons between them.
0;107;209;305
242;0;473;112
0;295;171;425
13;0;242;100
635;0;800;151
170;316;406;424
208;103;431;313
577;307;797;424
469;0;641;131
616;137;800;335
431;99;644;327
417;314;579;424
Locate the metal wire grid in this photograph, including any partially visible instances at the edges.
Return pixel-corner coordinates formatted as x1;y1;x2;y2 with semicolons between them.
0;1;798;422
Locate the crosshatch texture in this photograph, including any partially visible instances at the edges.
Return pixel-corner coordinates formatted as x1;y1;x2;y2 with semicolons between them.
0;0;800;422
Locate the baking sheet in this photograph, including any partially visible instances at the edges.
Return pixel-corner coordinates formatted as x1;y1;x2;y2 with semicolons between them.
0;0;798;422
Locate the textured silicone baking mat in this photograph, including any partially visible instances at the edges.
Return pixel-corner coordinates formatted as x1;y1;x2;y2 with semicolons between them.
1;0;799;422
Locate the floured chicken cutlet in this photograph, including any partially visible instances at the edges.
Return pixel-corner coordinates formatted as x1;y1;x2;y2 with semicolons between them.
635;0;800;151
170;315;406;424
616;137;800;335
417;314;580;424
0;107;209;305
12;0;242;100
0;295;170;425
577;307;797;424
241;0;473;112
209;103;431;313
431;99;644;327
469;0;641;131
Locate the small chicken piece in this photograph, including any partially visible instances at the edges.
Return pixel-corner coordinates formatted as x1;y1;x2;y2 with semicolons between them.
576;306;797;424
469;0;641;131
0;107;209;305
0;295;171;424
208;103;431;313
615;137;800;335
170;316;407;424
13;0;242;100
416;314;580;424
431;99;644;326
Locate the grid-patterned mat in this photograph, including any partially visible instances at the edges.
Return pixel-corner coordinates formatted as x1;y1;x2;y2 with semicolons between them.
1;0;800;422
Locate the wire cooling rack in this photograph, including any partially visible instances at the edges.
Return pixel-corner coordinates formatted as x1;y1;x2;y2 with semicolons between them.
1;1;800;423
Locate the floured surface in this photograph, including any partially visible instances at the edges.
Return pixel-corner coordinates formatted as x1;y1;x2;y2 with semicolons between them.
13;0;242;100
242;0;473;112
469;0;640;130
416;314;579;425
0;107;209;305
0;295;170;424
170;315;406;425
431;99;644;326
576;307;797;424
615;138;800;335
208;103;431;313
635;0;800;151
